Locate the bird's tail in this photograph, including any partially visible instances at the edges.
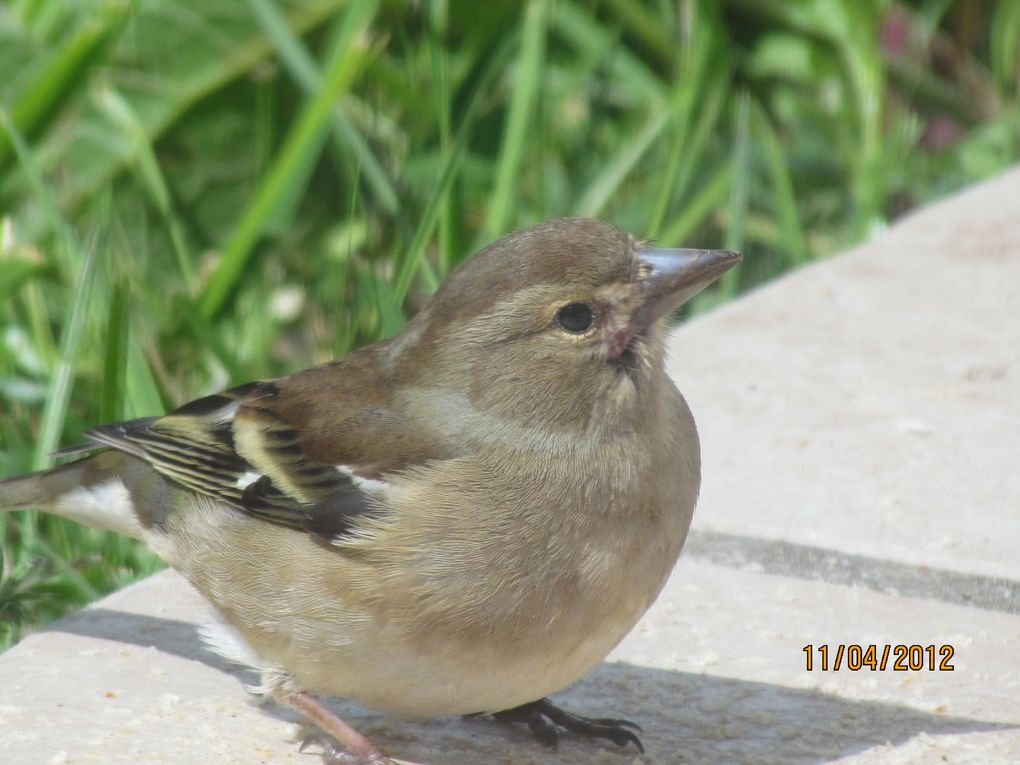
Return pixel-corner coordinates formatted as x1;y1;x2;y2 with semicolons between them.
0;471;42;511
0;453;144;539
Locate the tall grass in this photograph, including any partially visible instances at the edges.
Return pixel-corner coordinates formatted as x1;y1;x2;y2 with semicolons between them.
1;0;1018;646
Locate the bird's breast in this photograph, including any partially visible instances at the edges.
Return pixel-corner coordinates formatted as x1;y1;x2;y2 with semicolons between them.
356;432;696;645
313;438;698;714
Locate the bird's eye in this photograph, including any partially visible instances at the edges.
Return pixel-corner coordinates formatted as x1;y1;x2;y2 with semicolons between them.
556;302;595;333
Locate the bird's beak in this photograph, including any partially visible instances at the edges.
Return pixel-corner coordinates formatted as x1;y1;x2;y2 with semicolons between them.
633;247;742;329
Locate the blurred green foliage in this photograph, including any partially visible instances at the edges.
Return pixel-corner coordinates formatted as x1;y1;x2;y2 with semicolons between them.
1;0;1018;646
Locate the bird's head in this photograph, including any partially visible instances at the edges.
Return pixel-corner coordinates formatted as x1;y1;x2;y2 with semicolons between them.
395;218;740;435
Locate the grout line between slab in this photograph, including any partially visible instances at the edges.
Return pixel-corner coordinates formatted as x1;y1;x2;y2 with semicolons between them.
685;529;1020;615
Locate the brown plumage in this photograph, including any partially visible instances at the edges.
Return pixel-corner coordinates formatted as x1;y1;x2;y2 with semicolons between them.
0;218;740;764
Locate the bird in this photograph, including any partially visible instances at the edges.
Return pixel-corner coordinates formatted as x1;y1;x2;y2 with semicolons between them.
0;218;740;764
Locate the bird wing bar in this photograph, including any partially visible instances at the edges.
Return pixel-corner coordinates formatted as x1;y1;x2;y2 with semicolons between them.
83;380;374;536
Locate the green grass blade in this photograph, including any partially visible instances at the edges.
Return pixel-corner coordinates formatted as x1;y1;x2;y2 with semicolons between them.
719;91;750;298
751;99;807;265
394;36;517;301
658;162;732;245
0;109;93;476
484;0;548;237
648;54;730;238
0;1;129;170
100;275;129;424
2;157;102;601
124;334;165;419
32;237;97;470
0;106;78;269
0;256;42;302
199;0;380;319
0;1;349;224
601;0;670;63
95;88;197;290
18;282;58;371
991;0;1020;92
575;108;669;219
551;1;664;107
430;32;455;274
245;0;399;214
666;72;730;221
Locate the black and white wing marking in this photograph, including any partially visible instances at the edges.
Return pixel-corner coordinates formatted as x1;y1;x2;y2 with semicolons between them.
82;381;378;539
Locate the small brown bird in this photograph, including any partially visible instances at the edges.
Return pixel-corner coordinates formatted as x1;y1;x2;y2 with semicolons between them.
0;218;739;764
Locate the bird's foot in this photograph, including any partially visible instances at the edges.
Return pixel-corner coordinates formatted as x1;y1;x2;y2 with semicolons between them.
300;735;391;764
491;697;644;752
287;691;422;765
298;734;425;765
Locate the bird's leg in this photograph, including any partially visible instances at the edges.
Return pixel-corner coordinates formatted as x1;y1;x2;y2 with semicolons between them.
286;691;421;765
492;697;644;752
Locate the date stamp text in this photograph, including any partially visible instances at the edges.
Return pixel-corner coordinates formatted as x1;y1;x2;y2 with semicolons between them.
802;644;955;672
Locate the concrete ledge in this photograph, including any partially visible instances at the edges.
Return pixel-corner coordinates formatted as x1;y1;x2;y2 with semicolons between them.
2;167;1019;764
673;167;1020;581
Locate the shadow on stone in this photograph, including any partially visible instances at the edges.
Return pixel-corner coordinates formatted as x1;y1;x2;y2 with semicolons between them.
51;607;251;679
51;611;1013;764
541;662;1014;764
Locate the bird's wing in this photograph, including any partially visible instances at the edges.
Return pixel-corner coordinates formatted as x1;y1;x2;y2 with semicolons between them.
80;358;439;540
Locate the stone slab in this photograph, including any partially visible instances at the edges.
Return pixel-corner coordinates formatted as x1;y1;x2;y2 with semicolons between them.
670;166;1020;582
0;561;1016;764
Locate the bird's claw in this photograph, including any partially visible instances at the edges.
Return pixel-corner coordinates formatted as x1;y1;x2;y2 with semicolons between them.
491;697;645;752
299;734;393;765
